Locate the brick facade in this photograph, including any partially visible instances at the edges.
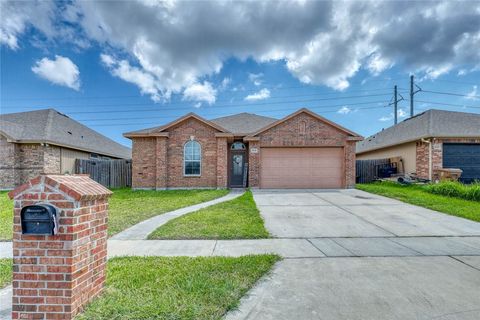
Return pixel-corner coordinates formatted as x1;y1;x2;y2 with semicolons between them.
131;119;225;189
9;175;112;320
0;135;61;190
416;137;480;180
130;110;360;189
248;112;357;188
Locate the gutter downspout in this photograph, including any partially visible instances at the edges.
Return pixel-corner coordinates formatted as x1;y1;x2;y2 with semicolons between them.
421;138;432;181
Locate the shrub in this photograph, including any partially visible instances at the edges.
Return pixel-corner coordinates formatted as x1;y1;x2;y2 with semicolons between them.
425;181;480;202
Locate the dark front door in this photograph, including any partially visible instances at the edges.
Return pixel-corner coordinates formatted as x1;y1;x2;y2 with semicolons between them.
443;143;480;183
230;152;246;187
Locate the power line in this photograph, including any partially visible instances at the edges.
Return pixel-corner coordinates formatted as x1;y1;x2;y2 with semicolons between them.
73;100;385;121
421;89;480;99
38;93;390;115
415;99;480;109
86;105;389;127
0;90;401;110
0;85;401;103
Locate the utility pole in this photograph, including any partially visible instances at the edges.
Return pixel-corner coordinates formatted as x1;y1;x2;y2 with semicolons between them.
409;75;422;117
394;85;398;125
389;84;404;125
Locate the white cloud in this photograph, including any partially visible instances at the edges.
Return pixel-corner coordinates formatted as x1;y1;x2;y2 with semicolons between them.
31;55;80;90
244;88;271;101
379;109;408;122
0;0;56;49
4;1;480;96
337;106;352;114
248;73;264;86
100;54;163;102
465;85;478;101
183;81;217;105
220;77;231;90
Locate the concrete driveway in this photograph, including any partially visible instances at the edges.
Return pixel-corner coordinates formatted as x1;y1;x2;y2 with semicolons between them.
253;189;480;238
226;189;480;320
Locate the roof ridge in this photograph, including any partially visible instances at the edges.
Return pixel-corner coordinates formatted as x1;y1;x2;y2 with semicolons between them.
44;109;56;141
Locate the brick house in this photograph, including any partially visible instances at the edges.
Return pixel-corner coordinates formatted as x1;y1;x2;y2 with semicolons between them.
0;109;131;189
356;109;480;183
124;108;363;189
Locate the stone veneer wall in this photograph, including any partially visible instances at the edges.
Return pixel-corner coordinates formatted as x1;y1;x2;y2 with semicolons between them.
0;135;61;189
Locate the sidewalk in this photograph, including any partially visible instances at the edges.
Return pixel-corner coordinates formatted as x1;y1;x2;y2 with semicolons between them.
108;236;480;258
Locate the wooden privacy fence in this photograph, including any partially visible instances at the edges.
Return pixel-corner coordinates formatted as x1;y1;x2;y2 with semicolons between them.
75;158;132;188
356;158;392;184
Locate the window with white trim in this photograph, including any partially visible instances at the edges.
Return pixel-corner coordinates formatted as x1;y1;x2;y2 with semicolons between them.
184;140;201;176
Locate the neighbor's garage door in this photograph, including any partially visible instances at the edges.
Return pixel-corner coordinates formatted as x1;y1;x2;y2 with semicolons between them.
443;143;480;183
260;147;344;189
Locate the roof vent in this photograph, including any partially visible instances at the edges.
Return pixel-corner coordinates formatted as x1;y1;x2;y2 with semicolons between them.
67;131;72;135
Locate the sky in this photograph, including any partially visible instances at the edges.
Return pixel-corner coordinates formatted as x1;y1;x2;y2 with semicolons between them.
1;0;479;148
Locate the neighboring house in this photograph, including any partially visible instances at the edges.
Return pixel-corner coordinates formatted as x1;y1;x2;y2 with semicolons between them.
356;109;480;183
0;108;131;189
124;108;363;190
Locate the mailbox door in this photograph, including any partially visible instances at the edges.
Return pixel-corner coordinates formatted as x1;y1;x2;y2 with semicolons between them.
21;205;58;235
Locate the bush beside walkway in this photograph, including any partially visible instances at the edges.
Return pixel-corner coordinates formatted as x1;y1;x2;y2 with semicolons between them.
357;181;480;222
149;191;270;239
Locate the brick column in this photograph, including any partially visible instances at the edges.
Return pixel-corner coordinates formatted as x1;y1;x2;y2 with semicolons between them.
8;175;112;320
156;137;168;190
344;141;356;188
216;137;228;188
247;140;260;188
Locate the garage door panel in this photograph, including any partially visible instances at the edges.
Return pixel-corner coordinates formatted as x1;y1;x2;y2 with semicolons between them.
260;147;344;189
443;143;480;183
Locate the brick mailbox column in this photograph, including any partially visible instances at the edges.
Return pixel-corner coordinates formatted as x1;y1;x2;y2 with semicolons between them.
8;175;112;320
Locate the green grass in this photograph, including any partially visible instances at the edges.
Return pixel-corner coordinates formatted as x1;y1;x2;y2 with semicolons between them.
0;191;13;241
0;258;12;288
77;255;279;320
425;181;480;201
357;181;480;222
148;191;270;239
108;189;229;236
0;189;229;240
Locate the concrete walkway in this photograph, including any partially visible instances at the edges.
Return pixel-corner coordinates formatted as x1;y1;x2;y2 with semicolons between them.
110;190;244;240
107;236;480;258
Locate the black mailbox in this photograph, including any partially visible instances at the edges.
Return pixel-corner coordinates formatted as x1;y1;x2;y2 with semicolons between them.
21;204;59;235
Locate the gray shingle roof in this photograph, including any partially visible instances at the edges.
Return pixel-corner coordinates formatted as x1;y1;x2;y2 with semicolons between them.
124;112;278;136
210;113;277;134
0;109;131;159
356;109;480;154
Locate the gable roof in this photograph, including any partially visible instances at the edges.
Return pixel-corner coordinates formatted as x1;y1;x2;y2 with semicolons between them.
124;112;228;137
210;113;277;135
356;109;480;154
0;109;131;159
248;108;363;139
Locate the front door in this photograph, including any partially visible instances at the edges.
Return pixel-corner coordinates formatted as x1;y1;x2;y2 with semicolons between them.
230;152;245;187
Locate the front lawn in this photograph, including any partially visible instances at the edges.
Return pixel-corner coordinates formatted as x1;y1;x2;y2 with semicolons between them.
78;255;279;320
108;188;229;236
148;191;270;239
357;182;480;222
0;191;13;241
0;189;229;240
0;258;12;288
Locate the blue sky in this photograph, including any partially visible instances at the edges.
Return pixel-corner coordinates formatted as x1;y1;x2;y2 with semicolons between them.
1;1;479;148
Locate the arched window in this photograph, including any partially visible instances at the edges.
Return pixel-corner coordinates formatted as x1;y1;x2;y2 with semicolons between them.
184;140;201;176
231;142;246;150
